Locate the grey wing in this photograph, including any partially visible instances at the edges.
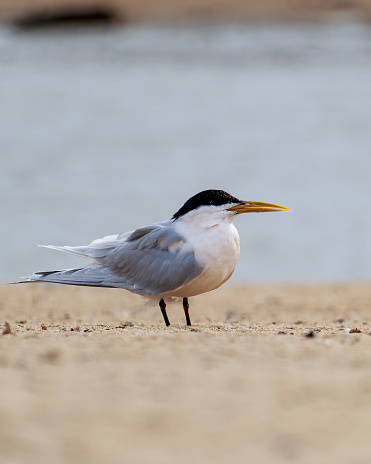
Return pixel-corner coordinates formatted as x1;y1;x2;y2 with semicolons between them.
83;221;205;296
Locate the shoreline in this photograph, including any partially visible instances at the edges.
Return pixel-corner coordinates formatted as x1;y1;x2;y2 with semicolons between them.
2;0;371;26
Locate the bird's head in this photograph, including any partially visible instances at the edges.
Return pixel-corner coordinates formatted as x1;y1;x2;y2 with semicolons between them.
172;189;291;224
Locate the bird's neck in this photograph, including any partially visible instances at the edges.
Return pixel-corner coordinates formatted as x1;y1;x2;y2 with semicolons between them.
174;208;237;230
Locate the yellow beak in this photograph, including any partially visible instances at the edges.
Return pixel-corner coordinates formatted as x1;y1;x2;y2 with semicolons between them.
227;201;291;214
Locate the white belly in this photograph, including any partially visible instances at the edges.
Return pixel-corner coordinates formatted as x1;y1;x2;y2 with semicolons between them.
163;221;240;298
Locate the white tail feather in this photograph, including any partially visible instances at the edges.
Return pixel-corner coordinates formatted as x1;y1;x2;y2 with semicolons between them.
39;245;89;258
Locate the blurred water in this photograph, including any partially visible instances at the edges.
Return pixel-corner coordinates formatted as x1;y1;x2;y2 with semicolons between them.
1;22;371;282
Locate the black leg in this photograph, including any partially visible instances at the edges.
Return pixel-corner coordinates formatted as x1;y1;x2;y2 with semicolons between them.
159;298;170;326
183;297;191;326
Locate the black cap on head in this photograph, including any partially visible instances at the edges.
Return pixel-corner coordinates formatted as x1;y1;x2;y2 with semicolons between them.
172;189;241;220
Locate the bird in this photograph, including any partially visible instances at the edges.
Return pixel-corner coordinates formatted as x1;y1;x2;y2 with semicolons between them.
17;189;290;326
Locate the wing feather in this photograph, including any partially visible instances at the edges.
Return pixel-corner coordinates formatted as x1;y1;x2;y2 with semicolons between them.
32;221;204;296
98;222;203;295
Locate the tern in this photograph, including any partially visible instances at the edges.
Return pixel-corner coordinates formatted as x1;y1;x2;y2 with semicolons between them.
18;190;290;326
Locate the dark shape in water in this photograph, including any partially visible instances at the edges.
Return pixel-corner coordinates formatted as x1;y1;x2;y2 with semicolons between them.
13;8;119;30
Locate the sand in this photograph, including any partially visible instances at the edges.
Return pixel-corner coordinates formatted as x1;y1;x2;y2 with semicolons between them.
1;282;371;464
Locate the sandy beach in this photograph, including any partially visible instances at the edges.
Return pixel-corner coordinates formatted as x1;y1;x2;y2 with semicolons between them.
1;282;371;463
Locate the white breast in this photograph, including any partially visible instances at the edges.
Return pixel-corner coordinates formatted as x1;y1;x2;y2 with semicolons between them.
164;206;241;298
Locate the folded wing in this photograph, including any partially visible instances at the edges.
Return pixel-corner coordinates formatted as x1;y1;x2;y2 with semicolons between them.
23;221;205;297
